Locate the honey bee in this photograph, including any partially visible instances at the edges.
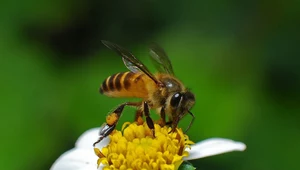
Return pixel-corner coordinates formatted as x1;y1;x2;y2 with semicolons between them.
93;41;195;146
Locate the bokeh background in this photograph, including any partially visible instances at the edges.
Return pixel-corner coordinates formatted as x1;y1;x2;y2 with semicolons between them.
1;0;300;169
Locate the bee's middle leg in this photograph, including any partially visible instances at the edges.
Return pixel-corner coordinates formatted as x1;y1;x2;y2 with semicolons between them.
134;109;144;125
143;101;155;137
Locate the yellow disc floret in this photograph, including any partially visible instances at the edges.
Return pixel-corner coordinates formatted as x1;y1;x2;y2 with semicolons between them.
94;122;194;170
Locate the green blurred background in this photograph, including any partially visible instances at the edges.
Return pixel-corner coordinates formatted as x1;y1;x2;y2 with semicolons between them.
1;0;300;169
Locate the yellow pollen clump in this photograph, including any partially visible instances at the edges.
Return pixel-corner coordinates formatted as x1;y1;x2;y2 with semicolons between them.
106;113;118;126
94;122;194;170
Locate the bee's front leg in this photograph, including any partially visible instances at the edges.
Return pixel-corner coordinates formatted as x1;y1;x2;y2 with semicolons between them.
157;107;166;127
166;121;173;125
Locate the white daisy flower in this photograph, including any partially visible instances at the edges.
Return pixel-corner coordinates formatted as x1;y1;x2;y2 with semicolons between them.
51;122;246;170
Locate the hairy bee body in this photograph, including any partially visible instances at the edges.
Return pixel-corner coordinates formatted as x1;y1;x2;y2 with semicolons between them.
93;41;196;147
100;71;188;120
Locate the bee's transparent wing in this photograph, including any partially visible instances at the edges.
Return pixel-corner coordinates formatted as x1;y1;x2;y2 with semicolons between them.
102;40;160;84
121;58;140;73
149;43;174;75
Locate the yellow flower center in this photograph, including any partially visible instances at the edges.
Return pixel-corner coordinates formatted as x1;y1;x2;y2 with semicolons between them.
94;122;194;170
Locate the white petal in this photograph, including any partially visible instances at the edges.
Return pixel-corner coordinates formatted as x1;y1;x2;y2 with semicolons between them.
76;128;110;149
50;148;100;170
184;138;246;160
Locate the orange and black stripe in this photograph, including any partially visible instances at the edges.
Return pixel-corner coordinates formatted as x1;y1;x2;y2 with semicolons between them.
123;72;135;90
99;72;135;94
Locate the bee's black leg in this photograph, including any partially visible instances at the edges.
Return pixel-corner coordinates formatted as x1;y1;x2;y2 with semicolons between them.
93;102;141;146
168;111;195;134
93;124;116;147
143;101;155;137
169;116;179;134
166;121;173;125
134;109;143;125
93;104;125;147
158;107;166;127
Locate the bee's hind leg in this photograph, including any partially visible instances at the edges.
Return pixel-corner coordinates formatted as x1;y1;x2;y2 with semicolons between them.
93;102;141;147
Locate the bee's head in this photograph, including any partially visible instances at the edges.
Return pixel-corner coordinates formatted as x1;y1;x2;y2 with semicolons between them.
167;91;195;118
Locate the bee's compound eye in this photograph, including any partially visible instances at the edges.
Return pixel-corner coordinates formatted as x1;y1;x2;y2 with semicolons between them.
170;92;182;107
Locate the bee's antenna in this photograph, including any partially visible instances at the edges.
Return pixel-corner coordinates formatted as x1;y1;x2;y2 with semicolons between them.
184;111;195;133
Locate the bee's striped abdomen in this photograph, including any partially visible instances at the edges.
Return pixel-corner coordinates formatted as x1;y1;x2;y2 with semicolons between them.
100;71;154;98
100;72;126;94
